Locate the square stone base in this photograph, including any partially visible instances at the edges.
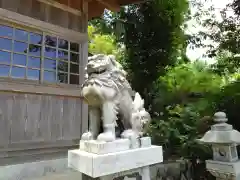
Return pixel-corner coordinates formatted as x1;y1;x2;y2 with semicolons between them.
81;139;130;154
68;145;163;178
80;137;152;154
206;160;240;179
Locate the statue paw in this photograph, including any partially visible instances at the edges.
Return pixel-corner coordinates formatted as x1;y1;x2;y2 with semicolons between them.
97;132;116;142
81;131;94;140
121;129;138;139
121;130;140;148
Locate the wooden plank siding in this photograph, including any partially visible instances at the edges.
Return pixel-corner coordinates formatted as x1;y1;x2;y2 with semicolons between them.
0;92;82;164
0;0;89;165
0;0;85;33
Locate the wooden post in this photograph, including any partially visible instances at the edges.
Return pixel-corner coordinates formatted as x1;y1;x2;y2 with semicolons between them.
80;0;89;135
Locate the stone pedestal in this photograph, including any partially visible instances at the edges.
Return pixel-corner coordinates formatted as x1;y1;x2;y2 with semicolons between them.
68;137;163;180
206;160;240;180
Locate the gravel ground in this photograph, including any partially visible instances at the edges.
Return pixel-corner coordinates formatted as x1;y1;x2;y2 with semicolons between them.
30;173;136;180
29;172;82;180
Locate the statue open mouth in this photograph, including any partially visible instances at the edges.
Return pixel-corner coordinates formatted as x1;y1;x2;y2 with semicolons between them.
88;69;106;75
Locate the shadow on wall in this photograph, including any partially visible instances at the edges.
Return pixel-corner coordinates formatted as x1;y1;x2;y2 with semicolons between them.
150;161;192;180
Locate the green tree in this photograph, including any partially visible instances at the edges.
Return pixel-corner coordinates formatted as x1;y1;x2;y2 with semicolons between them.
211;50;240;75
188;0;240;73
120;0;190;109
187;1;240;134
88;25;117;55
214;77;240;133
147;62;221;179
89;0;190;109
88;25;125;63
152;62;222;117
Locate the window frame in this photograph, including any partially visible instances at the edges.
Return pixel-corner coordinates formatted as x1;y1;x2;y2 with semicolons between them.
0;8;88;97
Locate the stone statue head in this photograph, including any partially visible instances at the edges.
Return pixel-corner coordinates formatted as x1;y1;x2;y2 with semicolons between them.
86;54;126;77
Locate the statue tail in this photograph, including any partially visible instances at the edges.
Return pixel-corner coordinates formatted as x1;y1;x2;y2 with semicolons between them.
133;92;144;111
132;92;151;130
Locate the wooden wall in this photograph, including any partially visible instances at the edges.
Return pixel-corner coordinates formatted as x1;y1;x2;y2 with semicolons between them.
54;0;83;11
0;0;88;165
0;0;87;33
0;92;83;164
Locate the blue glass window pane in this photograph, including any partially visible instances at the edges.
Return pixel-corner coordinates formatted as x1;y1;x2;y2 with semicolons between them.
0;51;11;64
27;69;40;80
11;66;25;78
28;57;41;68
13;41;28;53
44;71;56;82
12;54;27;66
0;25;13;37
29;45;41;57
30;32;42;45
44;35;57;47
58;39;68;50
44;47;56;58
0;65;10;76
58;50;68;61
44;58;56;71
0;38;12;50
15;29;28;41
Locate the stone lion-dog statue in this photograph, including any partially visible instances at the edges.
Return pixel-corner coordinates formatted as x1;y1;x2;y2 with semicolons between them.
81;54;150;142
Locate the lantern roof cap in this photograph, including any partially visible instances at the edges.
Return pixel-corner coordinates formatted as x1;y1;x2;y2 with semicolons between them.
198;112;240;144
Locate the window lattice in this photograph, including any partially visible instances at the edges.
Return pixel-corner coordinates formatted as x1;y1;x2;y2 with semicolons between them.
0;23;81;85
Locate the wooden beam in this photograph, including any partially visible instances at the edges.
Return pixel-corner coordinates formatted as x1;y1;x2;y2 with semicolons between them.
0;8;87;42
37;0;82;16
0;77;84;98
95;0;120;12
88;0;105;19
117;0;145;5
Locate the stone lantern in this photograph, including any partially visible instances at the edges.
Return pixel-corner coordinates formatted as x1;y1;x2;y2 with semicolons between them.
198;112;240;180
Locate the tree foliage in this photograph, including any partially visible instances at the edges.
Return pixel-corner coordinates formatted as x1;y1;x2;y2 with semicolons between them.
120;0;190;109
151;62;222;125
146;62;223;180
189;0;240;73
88;25;122;56
214;77;240;130
90;0;190;109
211;50;240;75
187;1;240;137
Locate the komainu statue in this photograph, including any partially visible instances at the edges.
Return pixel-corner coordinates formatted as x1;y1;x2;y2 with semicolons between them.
81;54;150;142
